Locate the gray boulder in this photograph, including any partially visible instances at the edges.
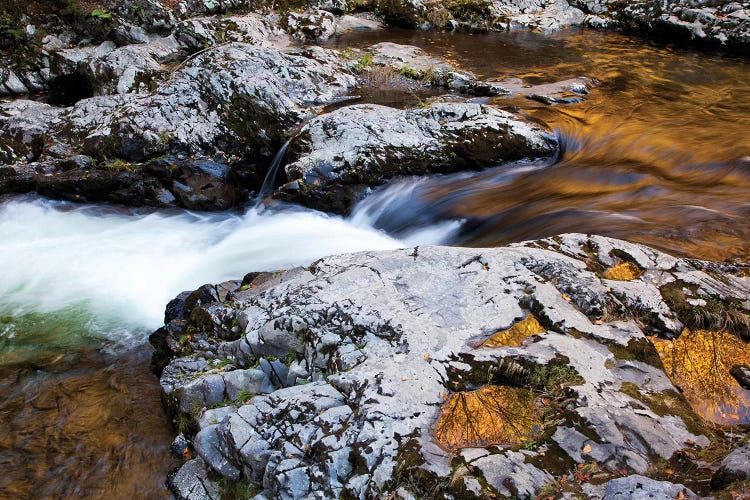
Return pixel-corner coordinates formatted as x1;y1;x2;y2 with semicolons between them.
309;0;348;14
601;475;698;499
0;43;356;209
277;102;558;213
712;444;750;489
283;10;337;40
153;234;750;497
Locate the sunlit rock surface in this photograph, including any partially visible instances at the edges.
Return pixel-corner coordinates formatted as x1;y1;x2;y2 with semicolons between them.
276;102;558;213
152;233;750;498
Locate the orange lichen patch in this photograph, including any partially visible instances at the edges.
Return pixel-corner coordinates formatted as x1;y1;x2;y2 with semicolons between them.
603;261;644;281
649;329;750;424
434;385;542;452
481;315;546;348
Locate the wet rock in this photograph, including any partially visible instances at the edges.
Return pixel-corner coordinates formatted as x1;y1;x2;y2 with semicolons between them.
1;43;356;209
711;444;750;489
277;102;558;213
600;475;697;499
283;10;336;40
153;234;750;497
730;364;750;389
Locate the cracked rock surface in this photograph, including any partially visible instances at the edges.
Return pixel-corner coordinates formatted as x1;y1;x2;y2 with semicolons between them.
151;233;750;498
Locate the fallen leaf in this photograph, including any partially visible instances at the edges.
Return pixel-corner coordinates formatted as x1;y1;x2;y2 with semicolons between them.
582;444;592;454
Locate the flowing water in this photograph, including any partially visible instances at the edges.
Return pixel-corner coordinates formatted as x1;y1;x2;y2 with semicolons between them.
1;27;750;497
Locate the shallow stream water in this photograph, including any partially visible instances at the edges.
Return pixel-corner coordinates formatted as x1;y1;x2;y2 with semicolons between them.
1;27;749;497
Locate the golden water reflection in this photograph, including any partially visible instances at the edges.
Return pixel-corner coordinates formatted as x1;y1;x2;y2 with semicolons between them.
481;314;546;348
434;385;541;451
330;29;750;261
649;329;750;425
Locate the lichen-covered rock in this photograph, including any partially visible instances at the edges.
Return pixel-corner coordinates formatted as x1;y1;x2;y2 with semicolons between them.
276;102;558;213
575;0;750;51
173;13;290;51
153;234;750;498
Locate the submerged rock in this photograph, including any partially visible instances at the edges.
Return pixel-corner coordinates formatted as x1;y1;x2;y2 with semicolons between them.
152;233;750;498
276;102;558;213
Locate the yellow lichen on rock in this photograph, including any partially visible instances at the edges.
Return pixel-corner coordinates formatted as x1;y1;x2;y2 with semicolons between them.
603;261;643;281
481;315;546;348
434;385;541;452
649;329;750;424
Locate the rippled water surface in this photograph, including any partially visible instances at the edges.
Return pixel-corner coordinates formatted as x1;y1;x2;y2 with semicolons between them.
1;27;750;497
330;28;750;261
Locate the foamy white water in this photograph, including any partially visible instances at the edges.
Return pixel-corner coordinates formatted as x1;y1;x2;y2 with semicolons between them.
0;196;454;341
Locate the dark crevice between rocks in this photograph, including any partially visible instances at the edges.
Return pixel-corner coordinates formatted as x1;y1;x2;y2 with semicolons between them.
46;72;94;107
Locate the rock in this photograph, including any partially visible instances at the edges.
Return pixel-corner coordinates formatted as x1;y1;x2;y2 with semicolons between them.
277;102;558;213
366;41;454;78
221;368;274;400
335;14;383;34
168;457;221;500
194;425;241;480
154;234;750;497
600;475;698;499
309;0;348;14
174;13;289;51
375;0;428;29
199;406;236;430
711;444;750;489
171;433;192;457
0;43;356;209
730;364;750;389
283;10;336;41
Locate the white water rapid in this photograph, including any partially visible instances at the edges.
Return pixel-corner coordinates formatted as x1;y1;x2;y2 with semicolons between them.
0;195;457;347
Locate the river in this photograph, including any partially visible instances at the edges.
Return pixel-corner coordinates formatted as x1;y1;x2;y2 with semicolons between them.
1;26;749;498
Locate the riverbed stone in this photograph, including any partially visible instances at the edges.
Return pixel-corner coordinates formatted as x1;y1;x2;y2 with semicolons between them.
153;233;750;497
276;102;558;213
0;42;356;209
595;475;698;499
711;444;750;489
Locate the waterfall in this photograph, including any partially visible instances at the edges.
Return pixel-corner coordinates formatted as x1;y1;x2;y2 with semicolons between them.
256;140;292;204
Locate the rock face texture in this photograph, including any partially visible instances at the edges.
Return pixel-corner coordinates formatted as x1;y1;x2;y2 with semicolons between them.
151;233;750;499
276;103;558;213
0;43;356;209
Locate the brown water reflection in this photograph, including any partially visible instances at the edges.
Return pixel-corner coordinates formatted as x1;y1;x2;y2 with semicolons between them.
330;29;750;261
0;346;175;499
